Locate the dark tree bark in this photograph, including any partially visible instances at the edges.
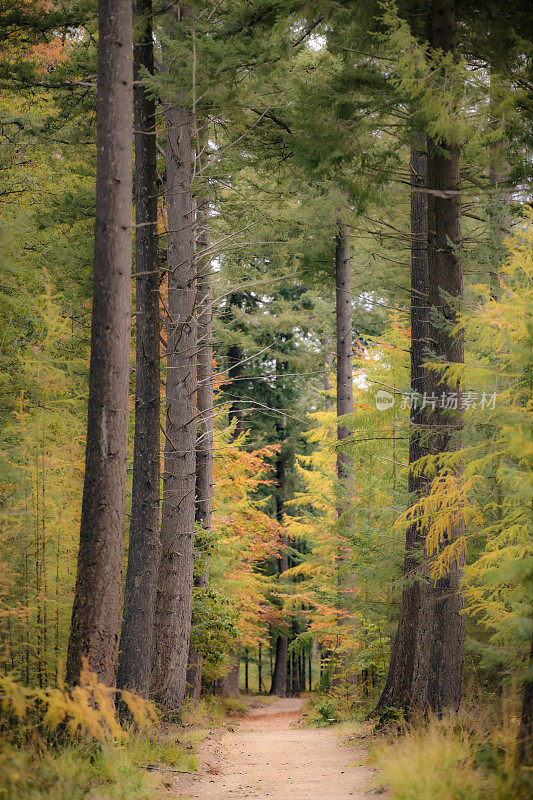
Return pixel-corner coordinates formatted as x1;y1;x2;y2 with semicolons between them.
116;0;159;700
66;0;132;688
377;144;429;711
377;0;465;715
332;223;354;682
518;633;533;765
151;99;197;716
186;201;213;702
270;421;289;697
422;110;465;714
335;224;354;490
271;635;289;697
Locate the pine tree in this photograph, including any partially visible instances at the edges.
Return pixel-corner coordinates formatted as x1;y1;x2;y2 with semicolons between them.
186;198;214;702
378;0;465;714
116;0;160;700
151;12;197;714
66;0;133;687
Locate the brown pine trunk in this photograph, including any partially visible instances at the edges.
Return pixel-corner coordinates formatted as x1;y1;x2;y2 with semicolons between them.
271;635;288;697
186;201;213;703
377;0;465;715
151;99;197;716
333;224;354;682
422;117;465;714
271;426;289;697
335;224;353;488
377;145;429;710
117;0;159;700
66;0;132;687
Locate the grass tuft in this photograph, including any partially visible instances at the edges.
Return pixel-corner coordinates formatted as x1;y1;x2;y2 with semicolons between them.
371;701;533;800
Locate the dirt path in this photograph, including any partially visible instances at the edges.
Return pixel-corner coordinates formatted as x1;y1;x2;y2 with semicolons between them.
174;697;376;800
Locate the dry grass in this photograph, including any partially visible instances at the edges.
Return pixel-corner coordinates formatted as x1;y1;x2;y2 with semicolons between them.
371;694;532;800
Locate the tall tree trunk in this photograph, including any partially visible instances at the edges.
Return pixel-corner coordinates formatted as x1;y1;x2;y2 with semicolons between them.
333;223;354;680
377;144;429;710
151;98;197;716
423;97;465;713
186;200;213;702
488;73;511;291
66;0;132;687
335;224;353;488
270;418;289;697
116;0;159;700
271;634;288;697
377;0;465;715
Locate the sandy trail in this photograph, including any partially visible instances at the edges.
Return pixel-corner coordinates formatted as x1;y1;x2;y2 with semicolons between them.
174;696;375;800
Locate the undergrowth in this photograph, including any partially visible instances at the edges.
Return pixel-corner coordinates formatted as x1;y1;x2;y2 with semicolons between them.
0;742;157;800
370;696;533;800
0;669;197;800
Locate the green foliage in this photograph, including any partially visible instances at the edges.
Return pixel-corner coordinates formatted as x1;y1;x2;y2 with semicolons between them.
190;585;239;669
313;696;340;726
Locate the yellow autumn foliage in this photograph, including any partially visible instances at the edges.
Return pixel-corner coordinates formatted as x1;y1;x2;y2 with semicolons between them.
0;662;158;743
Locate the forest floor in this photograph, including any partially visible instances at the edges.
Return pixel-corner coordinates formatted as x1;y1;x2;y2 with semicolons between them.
170;695;380;800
